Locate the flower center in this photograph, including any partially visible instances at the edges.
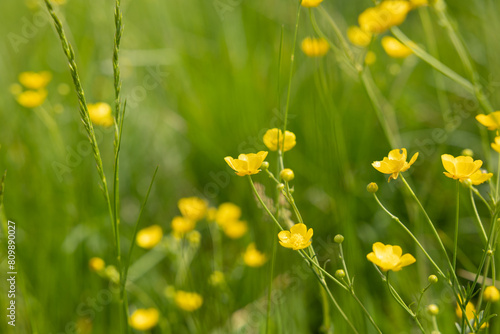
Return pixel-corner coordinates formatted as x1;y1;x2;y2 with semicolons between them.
290;233;305;247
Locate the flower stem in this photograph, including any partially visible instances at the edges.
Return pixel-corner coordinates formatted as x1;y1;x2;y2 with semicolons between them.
469;188;488;245
453;180;460;271
248;176;283;231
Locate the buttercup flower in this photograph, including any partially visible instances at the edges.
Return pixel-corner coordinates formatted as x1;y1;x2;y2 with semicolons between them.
366;242;416;272
301;0;323;8
491;137;500;153
178;197;208;222
88;102;114;127
381;36;412;58
476;111;500;130
468;170;493;186
129;308;159;331
358;1;411;34
88;257;105;272
243;243;267;267
441;155;483;181
222;220;248;239
18;71;52;89
209;271;225;286
16;90;47;108
278;223;313;250
225;151;268;176
175;291;203;312
484;286;500;302
410;0;428;8
365;51;377;65
263;128;296;152
136;225;163;249
171;216;195;236
301;37;329;57
215;202;241;227
372;148;419;181
347;26;372;47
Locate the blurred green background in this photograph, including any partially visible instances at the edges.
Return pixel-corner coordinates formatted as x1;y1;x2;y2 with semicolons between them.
1;0;500;333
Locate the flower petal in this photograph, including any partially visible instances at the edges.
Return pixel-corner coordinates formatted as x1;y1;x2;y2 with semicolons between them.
290;223;307;236
441;154;456;175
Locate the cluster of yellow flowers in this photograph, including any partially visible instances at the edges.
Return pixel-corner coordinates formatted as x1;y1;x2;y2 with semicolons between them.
11;71;51;108
298;0;330;57
213;202;248;239
476;111;500;153
171;196;208;238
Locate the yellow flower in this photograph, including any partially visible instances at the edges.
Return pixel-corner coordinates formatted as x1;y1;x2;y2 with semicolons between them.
441;154;483;181
365;51;377;65
381;36;412;58
347;26;372;47
225;151;268;176
278;223;313;250
129;308;159;331
171;216;195;236
484;286;500;302
136;225;163;249
379;1;411;27
476;111;500;130
175;291;203;312
88;257;105;272
301;0;323;8
468;170;493;186
209;271;225;286
358;1;411;34
215;202;242;227
187;230;201;245
88;102;114;127
366;242;416;272
410;0;428;8
372;148;419;182
301;37;329;57
222;220;248;239
18;71;52;89
492;137;500;153
263;128;296;152
178;197;208;222
16;89;47;108
243;243;267;267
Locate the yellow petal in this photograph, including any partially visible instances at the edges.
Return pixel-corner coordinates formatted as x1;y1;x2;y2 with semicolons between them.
391;245;403;257
290;223;307;236
441;154;456;175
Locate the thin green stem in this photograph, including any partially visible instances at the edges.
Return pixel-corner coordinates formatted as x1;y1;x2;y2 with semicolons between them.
299;250;347;290
469;188;488;244
248;176;283;231
350;292;383;334
453;180;460;271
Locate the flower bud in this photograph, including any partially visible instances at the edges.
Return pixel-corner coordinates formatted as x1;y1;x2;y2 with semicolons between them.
428;275;438;284
334;234;344;244
487;249;494;256
261;161;270;170
366;182;378;193
277;183;285;191
335;269;346;279
461;178;472;188
484;286;500;303
427;304;439;315
280;168;295;182
461;148;473;157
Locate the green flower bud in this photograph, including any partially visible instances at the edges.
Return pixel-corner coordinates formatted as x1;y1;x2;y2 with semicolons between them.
335;269;346;279
334;234;344;244
428;275;438;284
261;161;270;170
277;183;285;191
280;168;295;182
366;182;378;193
427;304;439;315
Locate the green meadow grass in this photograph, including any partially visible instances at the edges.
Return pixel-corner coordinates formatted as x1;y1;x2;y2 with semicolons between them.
1;0;500;333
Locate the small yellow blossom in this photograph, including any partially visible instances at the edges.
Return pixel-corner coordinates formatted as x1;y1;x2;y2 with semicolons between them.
209;271;225;286
347;26;372;47
366;242;416;272
16;89;47;108
171;216;195;236
359;1;411;34
441;154;483;182
18;71;52;90
187;230;201;245
88;257;105;272
263;128;296;152
136;225;163;249
476;111;500;130
129;308;159;331
88;102;114;127
178;197;208;222
456;300;476;323
215;202;242;227
468;170;493;186
381;36;412;58
365;51;377;65
410;0;428;8
301;0;323;8
379;1;411;27
278;223;313;250
225;151;268;176
492;137;500;153
301;37;329;57
484;286;500;302
222;220;248;239
243;243;267;267
372;148;419;181
175;291;203;312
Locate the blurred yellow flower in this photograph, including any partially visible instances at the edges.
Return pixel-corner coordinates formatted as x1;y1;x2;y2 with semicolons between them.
263;128;296;152
455;300;476;323
136;225;163;249
18;71;52;90
301;0;323;8
178;197;208;222
209;271;225;286
381;36;412;58
379;1;411;26
372;148;419;182
476;111;500;130
88;257;105;272
359;1;411;34
88;102;114;127
129;308;159;331
365;51;377;65
225;151;268;176
243;243;267;267
410;0;428;8
347;26;372;47
301;37;329;57
16;89;47;108
222;220;248;239
441;154;483;181
187;230;201;245
278;223;313;250
215;202;241;227
366;242;416;272
492;137;500;153
468;170;493;186
484;286;500;302
175;291;203;312
171;216;195;236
